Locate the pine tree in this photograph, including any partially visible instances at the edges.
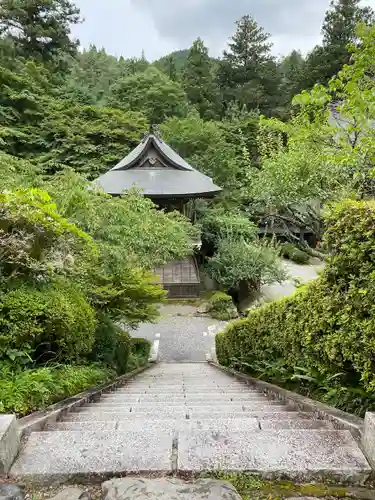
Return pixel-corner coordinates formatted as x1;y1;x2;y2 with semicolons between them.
182;38;221;120
322;0;374;77
219;15;281;116
301;0;375;89
0;0;81;63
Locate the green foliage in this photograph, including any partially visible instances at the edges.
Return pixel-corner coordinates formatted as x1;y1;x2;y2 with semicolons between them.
46;170;198;270
0;280;96;365
0;188;93;285
34;104;148;177
219;15;281;116
301;0;375;89
207;292;237;321
155;50;189;74
110;67;189;124
216;200;375;415
160;114;244;191
0;152;41;190
131;337;151;362
207;238;286;291
114;331;131;376
280;243;310;264
199;209;257;246
182;39;221;120
0;364;113;416
0;0;81;64
127;338;151;372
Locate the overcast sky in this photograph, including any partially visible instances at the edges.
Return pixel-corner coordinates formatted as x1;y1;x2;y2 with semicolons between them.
71;0;375;61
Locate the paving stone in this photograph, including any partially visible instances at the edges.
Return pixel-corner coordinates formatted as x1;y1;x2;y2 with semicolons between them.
102;478;242;500
0;484;24;500
10;430;173;480
48;487;89;500
178;429;371;482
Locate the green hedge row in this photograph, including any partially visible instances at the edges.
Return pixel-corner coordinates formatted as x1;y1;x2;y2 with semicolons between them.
216;200;375;414
280;243;310;264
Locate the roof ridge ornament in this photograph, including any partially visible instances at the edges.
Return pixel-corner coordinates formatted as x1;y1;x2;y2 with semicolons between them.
150;124;161;139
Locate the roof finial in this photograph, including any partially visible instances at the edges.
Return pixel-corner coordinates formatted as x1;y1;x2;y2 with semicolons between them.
150;124;160;138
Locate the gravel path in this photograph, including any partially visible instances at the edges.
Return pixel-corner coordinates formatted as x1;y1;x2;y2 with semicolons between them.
261;258;324;302
132;305;227;363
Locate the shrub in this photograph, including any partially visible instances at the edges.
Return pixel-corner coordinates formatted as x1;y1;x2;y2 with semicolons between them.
91;316;131;375
216;200;375;415
131;337;151;362
127;337;152;372
199;209;258;246
207;292;238;321
280;243;310;264
0;188;93;286
207;238;286;291
115;331;131;375
0;364;114;416
0;281;96;365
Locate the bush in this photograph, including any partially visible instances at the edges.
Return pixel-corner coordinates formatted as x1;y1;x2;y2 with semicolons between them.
0;364;114;416
131;337;151;362
280;243;310;264
207;292;238;321
216;200;375;415
115;331;131;375
199;209;258;246
126;338;151;372
207;238;286;291
0;281;96;365
91;316;131;375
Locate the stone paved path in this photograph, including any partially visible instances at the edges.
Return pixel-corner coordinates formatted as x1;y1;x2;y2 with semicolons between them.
132;305;227;362
11;363;371;482
262;258;324;303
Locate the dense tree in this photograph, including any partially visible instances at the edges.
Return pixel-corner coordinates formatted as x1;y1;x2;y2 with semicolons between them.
278;51;305;115
219;15;281;116
0;0;81;63
182;38;221;120
301;0;375;89
155;49;189;74
110;67;189;124
34;105;148;177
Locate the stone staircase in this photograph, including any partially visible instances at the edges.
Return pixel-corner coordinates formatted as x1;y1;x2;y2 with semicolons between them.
11;363;371;482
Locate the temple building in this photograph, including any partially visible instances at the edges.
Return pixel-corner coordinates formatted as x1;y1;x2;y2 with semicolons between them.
94;131;222;298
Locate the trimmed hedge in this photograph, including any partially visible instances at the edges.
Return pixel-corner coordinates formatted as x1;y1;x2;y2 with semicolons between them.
280;243;310;264
207;292;238;320
216;200;375;414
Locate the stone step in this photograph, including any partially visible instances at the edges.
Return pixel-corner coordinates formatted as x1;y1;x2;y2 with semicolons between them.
64;410;313;423
95;396;271;404
10;430;173;480
48;417;260;432
178;429;371;482
48;417;332;433
75;403;288;414
10;429;371;483
65;407;296;421
259;419;335;429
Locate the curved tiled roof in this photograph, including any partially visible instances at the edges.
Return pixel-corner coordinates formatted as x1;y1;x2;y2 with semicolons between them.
112;133;194;172
94;132;222;198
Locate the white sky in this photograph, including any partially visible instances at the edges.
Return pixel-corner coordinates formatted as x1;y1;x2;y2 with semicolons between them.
71;0;375;60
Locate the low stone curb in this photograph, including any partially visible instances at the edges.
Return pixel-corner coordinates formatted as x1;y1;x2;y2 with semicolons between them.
18;364;154;436
209;362;364;439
